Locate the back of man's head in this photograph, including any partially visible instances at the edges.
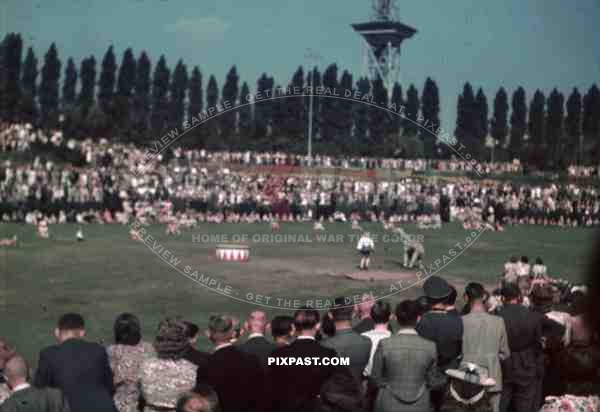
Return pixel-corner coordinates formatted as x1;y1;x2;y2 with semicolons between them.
395;300;420;328
4;355;28;387
55;313;85;342
501;283;521;303
294;307;320;333
176;385;221;412
331;297;353;323
356;295;375;317
271;316;294;340
207;315;233;344
371;301;391;325
246;310;268;335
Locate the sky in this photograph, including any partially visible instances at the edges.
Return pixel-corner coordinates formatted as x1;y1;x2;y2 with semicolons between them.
1;0;599;132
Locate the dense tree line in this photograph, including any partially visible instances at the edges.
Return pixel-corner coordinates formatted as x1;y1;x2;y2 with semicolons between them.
1;33;599;166
455;83;600;168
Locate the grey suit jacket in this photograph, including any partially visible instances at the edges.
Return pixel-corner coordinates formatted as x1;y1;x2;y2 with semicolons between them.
462;311;510;392
370;330;437;412
321;329;372;379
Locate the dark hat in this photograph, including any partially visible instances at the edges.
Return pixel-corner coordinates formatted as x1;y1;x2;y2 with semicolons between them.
422;276;453;300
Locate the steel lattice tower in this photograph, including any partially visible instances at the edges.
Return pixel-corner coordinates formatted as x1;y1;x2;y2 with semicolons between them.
351;0;417;101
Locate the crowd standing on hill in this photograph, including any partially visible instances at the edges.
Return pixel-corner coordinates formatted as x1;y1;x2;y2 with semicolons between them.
2;122;600;230
0;264;598;412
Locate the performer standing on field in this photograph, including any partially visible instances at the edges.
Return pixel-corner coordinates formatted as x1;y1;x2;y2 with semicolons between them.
357;232;375;271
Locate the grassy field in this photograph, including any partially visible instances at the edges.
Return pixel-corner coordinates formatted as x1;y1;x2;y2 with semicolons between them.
0;221;595;365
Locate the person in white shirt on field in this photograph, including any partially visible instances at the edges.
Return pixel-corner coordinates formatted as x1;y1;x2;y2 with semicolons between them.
357;232;375;271
361;301;392;376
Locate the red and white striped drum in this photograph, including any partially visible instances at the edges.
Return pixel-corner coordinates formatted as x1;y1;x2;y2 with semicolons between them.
215;244;250;262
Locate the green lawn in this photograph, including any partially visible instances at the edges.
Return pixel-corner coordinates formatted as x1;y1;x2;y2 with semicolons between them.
0;221;595;365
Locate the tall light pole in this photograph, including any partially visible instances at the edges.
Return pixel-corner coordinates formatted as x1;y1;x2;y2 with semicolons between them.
305;48;322;158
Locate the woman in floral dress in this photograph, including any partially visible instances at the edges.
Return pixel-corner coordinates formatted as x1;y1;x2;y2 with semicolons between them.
107;313;155;412
139;318;197;412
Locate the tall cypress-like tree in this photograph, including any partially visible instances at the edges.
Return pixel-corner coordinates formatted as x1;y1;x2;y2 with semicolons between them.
528;90;546;168
368;77;387;156
254;73;273;143
474;88;489;160
455;83;476;155
319;63;339;147
582;84;600;163
528;90;546;146
271;83;288;143
238;81;252;147
286;67;305;145
114;48;136;133
404;84;420;138
1;34;23;121
132;52;151;142
509;87;526;159
39;43;61;129
353;77;370;154
390;83;403;132
168;59;188;136
205;74;219;146
220;66;239;147
61;58;78;136
20;47;38;124
97;46;117;132
545;89;564;168
62;58;77;105
185;66;203;147
420;78;440;158
565;88;582;164
150;55;170;135
78;56;96;127
337;70;354;151
490;87;508;155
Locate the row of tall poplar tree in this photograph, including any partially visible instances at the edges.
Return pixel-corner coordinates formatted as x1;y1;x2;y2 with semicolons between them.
1;33;599;167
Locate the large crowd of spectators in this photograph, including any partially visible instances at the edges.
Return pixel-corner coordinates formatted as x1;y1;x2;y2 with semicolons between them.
0;263;598;412
1;122;600;229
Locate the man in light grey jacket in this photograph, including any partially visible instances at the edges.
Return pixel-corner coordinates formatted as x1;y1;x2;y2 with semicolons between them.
462;283;510;412
371;300;438;412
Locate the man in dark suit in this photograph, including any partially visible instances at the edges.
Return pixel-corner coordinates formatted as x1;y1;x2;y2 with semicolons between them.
270;316;295;347
33;313;117;412
322;297;372;380
416;276;464;412
195;315;267;412
269;307;337;412
497;284;544;412
238;310;276;368
182;321;210;368
1;354;70;412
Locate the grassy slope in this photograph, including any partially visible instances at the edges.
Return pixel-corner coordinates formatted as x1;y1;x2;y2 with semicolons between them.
0;222;594;364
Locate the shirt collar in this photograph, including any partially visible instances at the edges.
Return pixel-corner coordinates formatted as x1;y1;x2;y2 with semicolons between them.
296;335;316;341
247;333;264;339
214;342;233;352
12;383;31;393
397;328;418;335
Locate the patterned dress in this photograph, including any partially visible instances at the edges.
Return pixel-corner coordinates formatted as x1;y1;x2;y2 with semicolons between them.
107;341;155;412
139;357;197;411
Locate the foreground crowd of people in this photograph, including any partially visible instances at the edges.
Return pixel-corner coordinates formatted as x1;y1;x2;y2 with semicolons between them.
0;270;597;412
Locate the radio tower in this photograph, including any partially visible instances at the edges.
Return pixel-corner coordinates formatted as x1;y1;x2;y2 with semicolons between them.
351;0;417;101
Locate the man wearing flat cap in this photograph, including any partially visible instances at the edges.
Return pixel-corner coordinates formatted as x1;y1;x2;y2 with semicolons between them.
416;276;464;412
